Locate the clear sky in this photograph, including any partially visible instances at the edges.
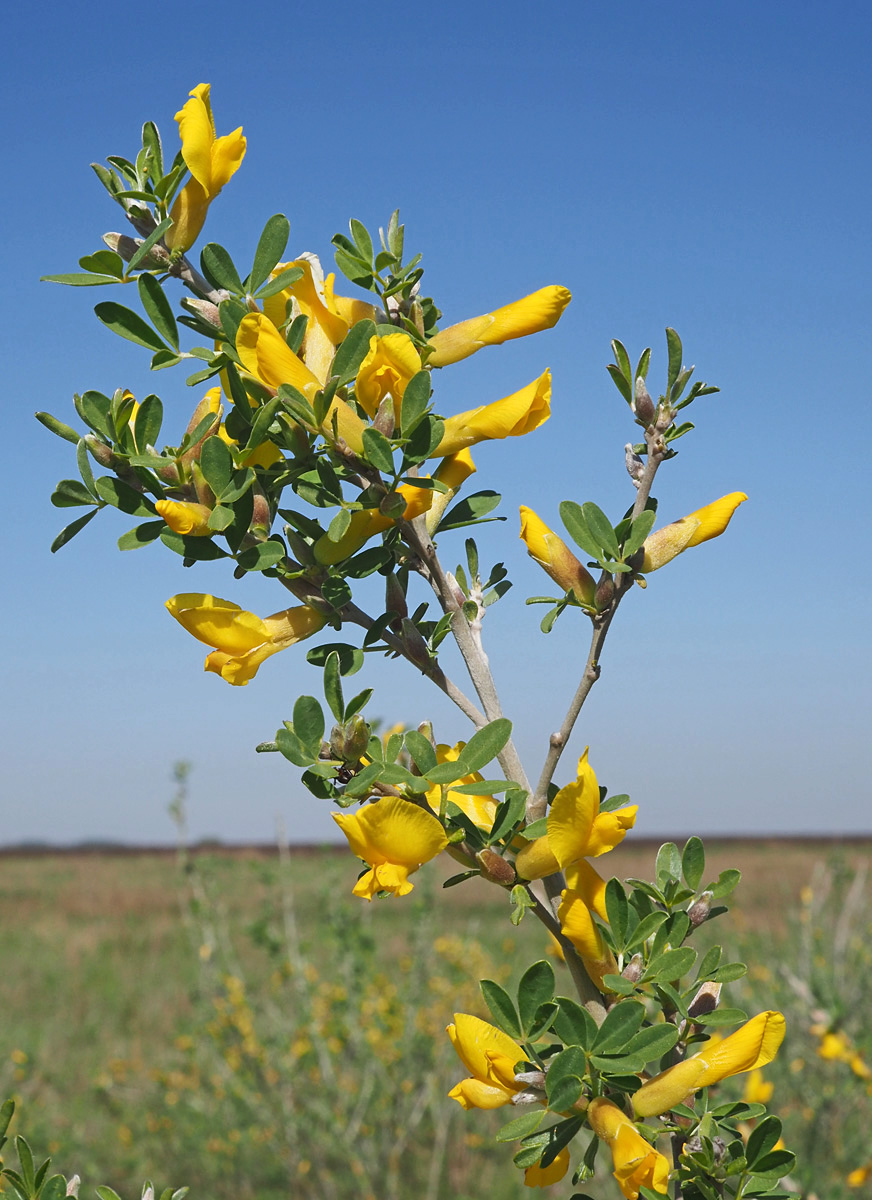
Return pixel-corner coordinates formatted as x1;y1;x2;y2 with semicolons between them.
3;0;869;845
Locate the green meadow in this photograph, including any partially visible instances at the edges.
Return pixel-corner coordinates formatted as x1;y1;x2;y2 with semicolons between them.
1;839;869;1199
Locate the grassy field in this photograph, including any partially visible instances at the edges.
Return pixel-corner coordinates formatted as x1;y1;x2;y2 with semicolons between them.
0;838;869;1199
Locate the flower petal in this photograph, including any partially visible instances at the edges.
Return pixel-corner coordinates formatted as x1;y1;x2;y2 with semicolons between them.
434;371;551;457
429;286;571;367
166;594;269;653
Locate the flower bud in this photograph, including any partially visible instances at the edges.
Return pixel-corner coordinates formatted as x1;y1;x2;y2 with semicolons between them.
180;296;222;331
687;980;721;1020
329;723;345;759
250;486;271;534
400;618;431;671
372;394;396;437
594;575;615;610
621;953;644;983
102;232;171;269
687;890;712;927
632;377;656;424
624;443;645;485
65;1176;81;1198
83;433;117;469
476;847;516;887
343;715;370;763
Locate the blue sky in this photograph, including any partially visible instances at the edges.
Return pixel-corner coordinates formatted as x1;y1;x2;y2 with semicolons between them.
3;0;869;844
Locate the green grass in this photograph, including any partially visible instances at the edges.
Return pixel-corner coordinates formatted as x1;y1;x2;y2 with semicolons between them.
0;840;869;1198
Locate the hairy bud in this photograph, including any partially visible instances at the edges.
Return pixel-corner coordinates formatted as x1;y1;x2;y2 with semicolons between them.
83;433;117;469
688;890;713;927
342;714;370;763
65;1177;81;1198
476;847;516;887
687;980;721;1020
250;487;271;534
180;296;222;331
102;232;171;269
624;443;645;485
621;953;644;983
372;395;396;437
400;618;431;671
632;377;656;424
594;574;615;611
379;491;407;520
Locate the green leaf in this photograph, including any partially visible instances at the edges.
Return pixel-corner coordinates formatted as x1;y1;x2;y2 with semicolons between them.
709;962;747;984
127;216;173;271
709;867;741;898
160;530;229;560
257;264;304;299
75;390;114;440
552;996;598;1050
517;961;555;1034
655;842;682;890
611;339;632;384
236;540;286;572
332;319;377;385
324;651;345;721
322;576;352;610
400;370;431;432
276;727;312;768
403;414;444;465
665;327;683;395
35;411;80;444
558;500;600;560
404;731;437;774
76;437;98;498
349;218;374;264
695;1007;748;1027
605;878;629;947
200;243;244;294
199;436;235;495
480;979;522;1038
293;696;325;754
625;1023;680;1063
79;250;124;277
138;273;179;351
496;1110;545;1143
250;214;291;293
335;248;373;288
462;718;512;772
94;301;168;352
624;910;669;953
746;1117;783;1170
118;519;164;550
644;947;697;982
635;347;651;382
51;508;99;551
547;1073;584;1112
601;974;636;996
361;427;396;474
94;477;156;516
682;836;706;891
424;760;470;786
344;688;372;721
134;394;163;451
42;271;126;286
581;501;620;558
437;490;503;532
622;508;657;558
51;479;98;508
523;817;548;839
306;643;364;675
593;1001;646;1053
40;1177;68;1200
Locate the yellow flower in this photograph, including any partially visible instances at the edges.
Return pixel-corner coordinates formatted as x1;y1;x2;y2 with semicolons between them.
563;858;609;921
428;286;572;367
557;892;619;990
332;796;448;900
514;750;637;880
155;499;213;536
312;484;434;565
165;84;246;253
235;313;367;453
519;506;596;605
447;1013;529;1109
848;1163;872;1187
587;1098;670;1198
424;742;499;831
323;271;379;328
263;255;350;384
743;1068;774;1105
165;593;327;686
434;371;551;457
632;1011;786;1118
641;493;748;572
817;1030;852;1061
426;449;477;534
355;332;422;421
524;1148;570;1188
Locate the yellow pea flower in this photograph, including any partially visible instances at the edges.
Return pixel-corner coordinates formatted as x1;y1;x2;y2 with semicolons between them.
434;371;551;457
355;332;423;421
519;506;596;605
641;492;748;572
557;891;619;990
322;271;380;328
587;1098;670;1199
446;1013;530;1109
848;1163;872;1187
312;483;434;565
426;449;477;534
332;796;448;900
165;593;327;686
524;1148;570;1188
632;1011;786;1118
263;255;350;384
235;313;367;453
155;499;213;536
563;858;609;921
743;1068;774;1105
428;285;572;367
424;742;499;831
165;84;246;253
514;750;637;880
